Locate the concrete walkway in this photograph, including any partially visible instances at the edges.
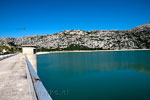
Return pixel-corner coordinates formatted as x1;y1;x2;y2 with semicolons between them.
0;54;29;100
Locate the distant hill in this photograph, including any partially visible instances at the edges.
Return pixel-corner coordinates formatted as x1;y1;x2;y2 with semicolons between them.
0;23;150;51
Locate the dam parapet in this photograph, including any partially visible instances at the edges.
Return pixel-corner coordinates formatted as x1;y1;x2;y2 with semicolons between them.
22;45;52;100
25;56;52;100
0;53;17;60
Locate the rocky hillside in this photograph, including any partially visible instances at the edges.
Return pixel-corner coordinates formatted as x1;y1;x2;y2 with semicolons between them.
0;23;150;50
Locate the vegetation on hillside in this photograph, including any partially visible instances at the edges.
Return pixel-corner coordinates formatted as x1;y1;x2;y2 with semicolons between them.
0;45;21;54
37;44;104;52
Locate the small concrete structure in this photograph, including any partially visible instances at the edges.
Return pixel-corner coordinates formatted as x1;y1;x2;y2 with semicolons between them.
22;45;37;72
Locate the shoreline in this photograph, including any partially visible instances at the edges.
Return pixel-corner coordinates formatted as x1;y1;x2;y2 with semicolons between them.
36;49;150;55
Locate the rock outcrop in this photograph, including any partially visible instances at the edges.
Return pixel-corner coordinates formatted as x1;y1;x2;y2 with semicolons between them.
0;23;150;50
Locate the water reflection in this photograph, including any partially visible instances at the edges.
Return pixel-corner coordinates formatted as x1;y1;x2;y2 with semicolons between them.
37;50;150;100
38;51;150;74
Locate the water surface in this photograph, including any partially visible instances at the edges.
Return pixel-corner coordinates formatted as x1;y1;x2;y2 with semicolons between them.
37;51;150;100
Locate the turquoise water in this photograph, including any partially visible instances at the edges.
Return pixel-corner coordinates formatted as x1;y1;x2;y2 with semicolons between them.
37;51;150;100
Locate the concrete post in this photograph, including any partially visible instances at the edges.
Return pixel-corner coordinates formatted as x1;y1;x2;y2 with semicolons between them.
22;45;37;72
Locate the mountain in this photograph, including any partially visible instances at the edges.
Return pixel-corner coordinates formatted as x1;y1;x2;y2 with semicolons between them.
0;23;150;51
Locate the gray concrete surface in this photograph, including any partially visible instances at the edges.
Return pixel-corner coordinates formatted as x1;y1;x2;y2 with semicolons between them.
0;54;29;100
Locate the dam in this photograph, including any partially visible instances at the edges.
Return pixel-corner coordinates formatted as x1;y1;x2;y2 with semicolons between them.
0;45;52;100
0;46;150;100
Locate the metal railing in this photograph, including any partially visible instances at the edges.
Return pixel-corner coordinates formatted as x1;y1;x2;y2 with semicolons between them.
25;56;52;100
0;53;17;60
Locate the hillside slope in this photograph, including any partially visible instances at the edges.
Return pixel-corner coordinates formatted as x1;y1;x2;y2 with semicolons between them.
0;23;150;50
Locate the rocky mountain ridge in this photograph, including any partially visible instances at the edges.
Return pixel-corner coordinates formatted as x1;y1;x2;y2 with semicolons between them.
0;23;150;50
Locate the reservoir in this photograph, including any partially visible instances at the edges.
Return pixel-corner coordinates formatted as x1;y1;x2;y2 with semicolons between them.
37;51;150;100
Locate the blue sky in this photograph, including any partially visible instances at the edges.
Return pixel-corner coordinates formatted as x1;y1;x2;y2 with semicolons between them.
0;0;150;37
